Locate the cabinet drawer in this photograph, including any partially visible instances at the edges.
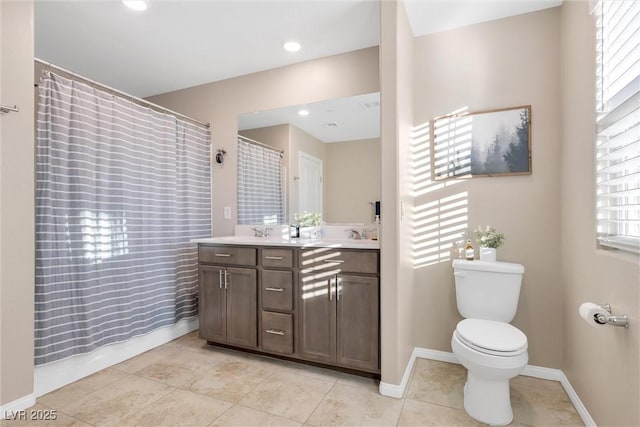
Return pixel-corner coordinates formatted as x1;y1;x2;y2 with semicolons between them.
261;270;293;311
300;249;379;275
261;312;293;354
262;248;294;268
199;245;256;266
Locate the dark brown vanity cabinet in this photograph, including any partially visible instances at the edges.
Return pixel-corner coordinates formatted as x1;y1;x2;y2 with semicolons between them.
298;248;380;373
198;246;257;348
260;248;295;355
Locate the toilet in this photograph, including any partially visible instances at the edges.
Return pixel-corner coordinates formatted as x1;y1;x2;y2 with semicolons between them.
451;259;528;426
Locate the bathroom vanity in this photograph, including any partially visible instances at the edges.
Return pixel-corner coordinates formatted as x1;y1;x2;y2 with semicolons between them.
194;236;380;374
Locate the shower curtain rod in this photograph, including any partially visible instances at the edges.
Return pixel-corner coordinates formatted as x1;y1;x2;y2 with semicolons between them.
34;58;211;129
238;134;285;154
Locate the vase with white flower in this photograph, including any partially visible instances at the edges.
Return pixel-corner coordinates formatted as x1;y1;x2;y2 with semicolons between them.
475;225;505;262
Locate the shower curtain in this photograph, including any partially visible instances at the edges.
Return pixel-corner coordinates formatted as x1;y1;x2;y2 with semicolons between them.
35;72;211;365
237;138;283;224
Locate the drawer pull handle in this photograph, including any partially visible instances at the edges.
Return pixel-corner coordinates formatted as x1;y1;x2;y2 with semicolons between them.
265;256;285;260
265;329;285;336
214;253;231;257
265;287;284;292
324;259;344;263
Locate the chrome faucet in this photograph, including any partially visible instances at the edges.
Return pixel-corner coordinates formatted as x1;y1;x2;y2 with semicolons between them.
347;229;362;240
252;227;273;237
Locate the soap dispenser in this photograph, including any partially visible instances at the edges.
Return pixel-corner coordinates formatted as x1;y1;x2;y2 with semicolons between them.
465;239;474;260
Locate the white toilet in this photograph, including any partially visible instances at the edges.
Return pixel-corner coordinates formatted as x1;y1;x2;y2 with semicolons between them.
451;259;528;426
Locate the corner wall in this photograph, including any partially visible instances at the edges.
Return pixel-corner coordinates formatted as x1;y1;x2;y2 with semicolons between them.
379;0;415;387
0;0;35;408
560;2;640;425
411;7;564;369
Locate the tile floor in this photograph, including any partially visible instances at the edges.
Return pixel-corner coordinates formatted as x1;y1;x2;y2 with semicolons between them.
3;332;584;426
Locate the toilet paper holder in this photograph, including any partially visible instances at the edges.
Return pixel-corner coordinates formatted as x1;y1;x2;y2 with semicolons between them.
594;304;629;328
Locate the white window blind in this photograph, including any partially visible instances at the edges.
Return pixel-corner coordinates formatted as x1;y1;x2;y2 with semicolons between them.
595;0;640;254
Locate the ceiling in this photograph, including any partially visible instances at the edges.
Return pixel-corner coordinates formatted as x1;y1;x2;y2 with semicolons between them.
35;0;561;142
239;92;380;143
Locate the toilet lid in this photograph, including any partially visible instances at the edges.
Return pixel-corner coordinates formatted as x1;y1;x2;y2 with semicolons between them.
455;319;527;356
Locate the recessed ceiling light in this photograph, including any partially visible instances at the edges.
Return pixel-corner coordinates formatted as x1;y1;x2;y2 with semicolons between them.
283;41;301;52
298;109;310;116
123;0;148;11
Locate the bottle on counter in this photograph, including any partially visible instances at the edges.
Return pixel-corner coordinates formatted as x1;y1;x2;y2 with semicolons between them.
465;239;475;260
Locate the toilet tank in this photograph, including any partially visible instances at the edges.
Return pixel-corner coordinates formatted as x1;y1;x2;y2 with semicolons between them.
452;259;525;322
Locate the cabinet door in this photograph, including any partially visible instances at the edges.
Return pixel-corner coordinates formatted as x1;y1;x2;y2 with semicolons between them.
336;274;379;372
199;266;227;343
297;272;336;364
225;267;257;348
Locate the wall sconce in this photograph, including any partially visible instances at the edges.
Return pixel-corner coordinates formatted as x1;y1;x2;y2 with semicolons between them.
215;149;226;165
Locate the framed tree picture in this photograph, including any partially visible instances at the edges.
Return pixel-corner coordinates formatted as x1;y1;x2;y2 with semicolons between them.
430;105;532;180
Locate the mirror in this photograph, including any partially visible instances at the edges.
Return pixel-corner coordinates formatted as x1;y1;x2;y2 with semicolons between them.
238;92;381;225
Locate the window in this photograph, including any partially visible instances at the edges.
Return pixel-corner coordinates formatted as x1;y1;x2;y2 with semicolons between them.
594;0;640;254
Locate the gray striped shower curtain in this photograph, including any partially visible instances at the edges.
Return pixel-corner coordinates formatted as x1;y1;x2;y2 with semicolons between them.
35;72;211;365
237;138;283;225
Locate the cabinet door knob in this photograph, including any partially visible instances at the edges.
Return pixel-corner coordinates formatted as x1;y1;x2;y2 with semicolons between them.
265;256;284;260
215;253;231;257
265;329;285;336
265;287;284;292
219;269;223;289
224;270;229;289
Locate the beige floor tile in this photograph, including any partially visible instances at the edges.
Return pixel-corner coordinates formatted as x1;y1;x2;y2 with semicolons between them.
510;381;584;427
118;388;231;427
135;346;228;389
111;345;182;374
189;359;276;404
398;398;480;427
38;369;128;409
335;372;380;393
406;359;467;410
238;371;334;423
165;331;207;351
306;382;403;426
59;374;173;426
209;405;301;427
273;360;343;384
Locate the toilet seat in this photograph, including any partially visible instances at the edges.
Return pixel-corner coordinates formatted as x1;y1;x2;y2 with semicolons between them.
455;319;527;357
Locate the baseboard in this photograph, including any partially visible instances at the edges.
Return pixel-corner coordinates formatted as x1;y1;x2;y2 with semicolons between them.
379;347;595;427
34;317;199;398
0;393;37;418
378;347;420;398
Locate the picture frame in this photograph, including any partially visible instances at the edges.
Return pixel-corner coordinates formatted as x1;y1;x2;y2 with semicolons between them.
430;105;532;180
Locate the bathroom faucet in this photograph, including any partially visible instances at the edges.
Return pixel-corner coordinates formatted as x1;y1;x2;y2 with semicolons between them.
347;229;362;240
252;227;273;237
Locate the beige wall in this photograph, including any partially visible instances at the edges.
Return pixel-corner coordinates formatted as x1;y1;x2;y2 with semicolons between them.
0;0;35;406
560;2;640;425
411;8;564;368
379;0;416;385
148;47;379;236
325;138;381;224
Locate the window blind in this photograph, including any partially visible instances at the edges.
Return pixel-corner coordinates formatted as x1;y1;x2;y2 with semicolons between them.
595;0;640;254
237;137;284;225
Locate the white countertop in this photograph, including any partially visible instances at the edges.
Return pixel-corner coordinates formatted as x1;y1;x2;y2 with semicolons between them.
192;235;379;250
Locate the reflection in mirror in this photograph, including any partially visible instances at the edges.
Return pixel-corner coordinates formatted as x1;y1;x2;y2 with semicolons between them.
238;92;381;225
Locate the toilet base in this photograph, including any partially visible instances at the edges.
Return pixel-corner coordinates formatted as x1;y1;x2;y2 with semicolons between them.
463;373;513;426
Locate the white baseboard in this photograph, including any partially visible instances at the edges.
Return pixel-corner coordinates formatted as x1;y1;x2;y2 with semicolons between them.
379;347;595;427
34;317;199;398
379;347;420;398
0;393;36;418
